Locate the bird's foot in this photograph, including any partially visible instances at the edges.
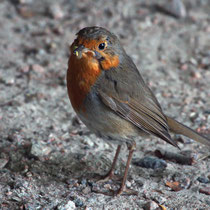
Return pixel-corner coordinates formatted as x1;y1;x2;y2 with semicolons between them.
92;185;138;196
96;171;120;183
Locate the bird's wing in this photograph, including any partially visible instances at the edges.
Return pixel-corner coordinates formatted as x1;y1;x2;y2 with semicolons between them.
98;91;179;148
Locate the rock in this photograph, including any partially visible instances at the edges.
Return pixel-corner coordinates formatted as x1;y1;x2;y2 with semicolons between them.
0;158;9;169
199;187;210;195
57;200;76;210
81;136;94;147
31;141;52;157
144;201;159;210
74;198;84;207
48;3;64;19
161;0;186;18
133;156;167;169
197;176;210;184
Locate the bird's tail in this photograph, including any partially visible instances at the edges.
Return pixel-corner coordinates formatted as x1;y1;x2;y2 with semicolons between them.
166;116;210;147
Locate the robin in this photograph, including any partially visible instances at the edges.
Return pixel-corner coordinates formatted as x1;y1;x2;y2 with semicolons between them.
67;26;210;196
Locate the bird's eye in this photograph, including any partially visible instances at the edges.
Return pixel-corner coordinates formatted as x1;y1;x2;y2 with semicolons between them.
98;43;106;50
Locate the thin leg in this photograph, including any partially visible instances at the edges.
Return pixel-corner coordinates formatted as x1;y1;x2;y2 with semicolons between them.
98;145;121;182
93;142;137;196
116;141;137;196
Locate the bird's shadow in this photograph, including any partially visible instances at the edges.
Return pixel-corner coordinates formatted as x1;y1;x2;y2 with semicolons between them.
2;141;113;186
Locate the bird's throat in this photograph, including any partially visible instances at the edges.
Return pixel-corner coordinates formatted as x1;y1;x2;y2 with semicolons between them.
67;54;101;112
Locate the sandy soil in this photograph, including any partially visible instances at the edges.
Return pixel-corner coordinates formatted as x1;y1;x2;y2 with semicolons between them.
0;0;210;209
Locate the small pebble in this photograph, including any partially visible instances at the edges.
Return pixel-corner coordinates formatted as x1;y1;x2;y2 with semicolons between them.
205;199;210;206
74;198;84;207
197;176;209;184
144;201;159;210
31;143;52;157
190;57;198;66
81;136;94;147
126;180;132;188
201;57;210;68
87;181;94;187
87;197;97;204
180;63;188;71
4;76;15;85
80;179;87;186
191;71;201;79
66;179;78;186
199;187;210;195
57;200;76;210
48;3;64;19
31;64;45;73
17;6;35;18
153;195;167;205
133;156;167;169
189;112;198;122
82;187;91;194
0;158;9;169
104;183;111;189
165;181;182;191
19;65;30;73
160;0;186;18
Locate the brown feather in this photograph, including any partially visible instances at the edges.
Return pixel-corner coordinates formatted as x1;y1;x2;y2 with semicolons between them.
99;91;179;148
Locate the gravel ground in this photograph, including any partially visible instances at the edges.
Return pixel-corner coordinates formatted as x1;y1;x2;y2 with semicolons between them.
0;0;210;209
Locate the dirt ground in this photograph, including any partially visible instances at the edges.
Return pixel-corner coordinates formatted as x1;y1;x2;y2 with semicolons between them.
0;0;210;209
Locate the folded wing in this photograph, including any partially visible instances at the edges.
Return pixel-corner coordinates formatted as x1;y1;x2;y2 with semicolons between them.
99;91;179;148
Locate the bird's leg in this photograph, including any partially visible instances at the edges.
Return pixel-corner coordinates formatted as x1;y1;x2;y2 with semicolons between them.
115;141;137;196
97;145;121;182
93;142;138;196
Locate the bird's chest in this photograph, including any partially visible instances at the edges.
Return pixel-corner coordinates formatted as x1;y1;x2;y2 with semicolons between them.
67;55;101;112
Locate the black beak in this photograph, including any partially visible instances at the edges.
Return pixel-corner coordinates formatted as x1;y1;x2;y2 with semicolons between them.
73;45;104;61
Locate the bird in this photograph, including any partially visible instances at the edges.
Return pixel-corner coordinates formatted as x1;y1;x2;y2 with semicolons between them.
66;26;210;196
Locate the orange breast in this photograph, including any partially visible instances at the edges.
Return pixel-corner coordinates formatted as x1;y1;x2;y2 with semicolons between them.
67;54;101;112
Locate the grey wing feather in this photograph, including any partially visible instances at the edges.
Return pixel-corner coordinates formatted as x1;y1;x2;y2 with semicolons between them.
99;91;179;148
